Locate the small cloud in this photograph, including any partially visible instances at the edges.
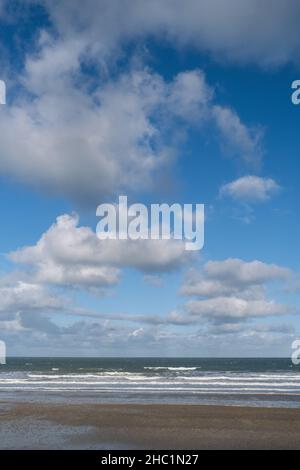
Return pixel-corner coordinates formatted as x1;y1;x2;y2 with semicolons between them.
220;175;281;203
213;106;263;166
129;328;144;338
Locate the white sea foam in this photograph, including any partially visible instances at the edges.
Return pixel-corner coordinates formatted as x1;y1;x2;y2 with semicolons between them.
1;367;300;404
144;367;198;371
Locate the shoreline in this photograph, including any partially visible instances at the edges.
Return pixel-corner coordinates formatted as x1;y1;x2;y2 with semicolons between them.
1;402;300;449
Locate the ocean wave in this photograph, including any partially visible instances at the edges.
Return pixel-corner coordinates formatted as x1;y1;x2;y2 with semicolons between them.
1;386;300;395
2;376;300;389
26;372;148;379
144;367;198;371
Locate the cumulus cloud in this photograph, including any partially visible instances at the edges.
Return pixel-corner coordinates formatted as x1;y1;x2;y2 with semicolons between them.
181;258;292;324
220;176;281;202
9;213;190;291
181;259;290;298
0;251;295;355
0;64;262;204
187;297;289;321
0;69;207;204
0;2;265;204
39;0;300;67
0;280;64;314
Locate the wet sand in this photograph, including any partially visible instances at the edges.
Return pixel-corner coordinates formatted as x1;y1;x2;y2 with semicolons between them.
1;402;300;449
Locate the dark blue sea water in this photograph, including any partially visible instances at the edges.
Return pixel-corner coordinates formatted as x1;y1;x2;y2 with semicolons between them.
1;357;300;408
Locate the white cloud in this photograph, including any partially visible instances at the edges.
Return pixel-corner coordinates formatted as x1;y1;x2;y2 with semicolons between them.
181;259;290;298
187;296;289;321
0;67;262;203
9;213;190;291
207;321;295;336
220;176;281;202
213;107;263;165
1;309;296;357
0;64;237;204
0;280;64;315
204;258;289;285
0;314;25;332
40;0;300;67
0;4;265;204
181;258;292;324
0;69;187;204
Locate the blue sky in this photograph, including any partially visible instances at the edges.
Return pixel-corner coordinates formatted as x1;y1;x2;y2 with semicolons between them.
0;0;300;356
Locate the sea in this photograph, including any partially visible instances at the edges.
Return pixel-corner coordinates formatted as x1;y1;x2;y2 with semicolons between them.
1;357;300;408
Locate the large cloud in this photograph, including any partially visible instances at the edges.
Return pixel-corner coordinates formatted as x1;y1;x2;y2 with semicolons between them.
0;1;266;205
39;0;300;67
0;69;209;204
0;63;262;204
9;213;190;291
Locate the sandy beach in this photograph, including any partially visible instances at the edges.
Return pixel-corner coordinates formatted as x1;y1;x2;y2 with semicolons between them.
1;402;300;450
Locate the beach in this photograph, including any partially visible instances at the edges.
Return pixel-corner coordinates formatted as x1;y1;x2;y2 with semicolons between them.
1;358;300;449
1;402;300;450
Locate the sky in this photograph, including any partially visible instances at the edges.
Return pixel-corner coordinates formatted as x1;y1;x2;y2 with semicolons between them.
0;0;300;357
